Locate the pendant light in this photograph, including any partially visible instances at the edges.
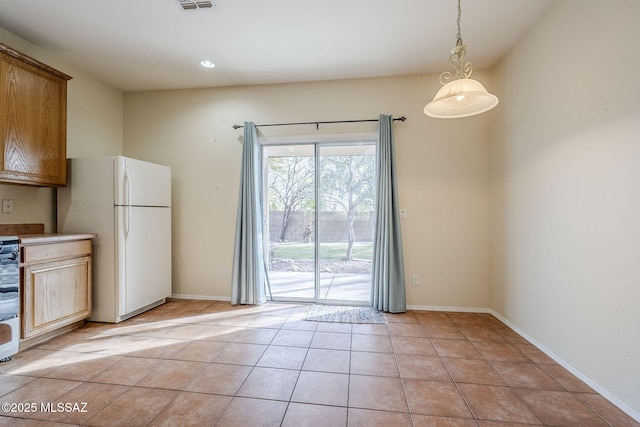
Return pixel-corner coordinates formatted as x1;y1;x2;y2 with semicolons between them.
424;0;498;118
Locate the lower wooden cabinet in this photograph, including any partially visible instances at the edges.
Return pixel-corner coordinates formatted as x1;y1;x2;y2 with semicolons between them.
20;237;93;343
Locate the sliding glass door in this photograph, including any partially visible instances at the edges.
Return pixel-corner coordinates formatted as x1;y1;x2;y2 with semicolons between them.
263;141;375;305
264;144;316;300
317;144;375;303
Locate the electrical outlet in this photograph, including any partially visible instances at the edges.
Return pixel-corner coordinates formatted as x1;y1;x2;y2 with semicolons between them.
220;269;227;279
412;274;419;286
2;199;14;214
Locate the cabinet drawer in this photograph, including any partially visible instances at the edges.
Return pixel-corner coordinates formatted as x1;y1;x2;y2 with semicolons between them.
22;240;92;264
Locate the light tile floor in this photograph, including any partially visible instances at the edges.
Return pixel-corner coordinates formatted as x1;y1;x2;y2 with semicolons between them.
0;300;638;426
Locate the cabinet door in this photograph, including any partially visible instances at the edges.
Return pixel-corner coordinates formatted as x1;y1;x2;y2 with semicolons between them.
22;256;92;339
0;44;70;186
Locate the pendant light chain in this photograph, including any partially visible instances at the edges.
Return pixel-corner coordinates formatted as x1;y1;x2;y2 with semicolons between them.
456;0;463;48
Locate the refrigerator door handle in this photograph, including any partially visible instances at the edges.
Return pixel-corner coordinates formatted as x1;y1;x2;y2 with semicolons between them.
125;206;130;240
124;170;131;206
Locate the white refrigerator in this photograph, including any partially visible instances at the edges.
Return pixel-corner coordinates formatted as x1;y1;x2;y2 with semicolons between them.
57;156;172;323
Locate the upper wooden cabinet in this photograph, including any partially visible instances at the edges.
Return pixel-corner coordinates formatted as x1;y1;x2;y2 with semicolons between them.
0;43;72;186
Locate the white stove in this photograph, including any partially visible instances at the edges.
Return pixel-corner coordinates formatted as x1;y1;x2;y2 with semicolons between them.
0;236;19;362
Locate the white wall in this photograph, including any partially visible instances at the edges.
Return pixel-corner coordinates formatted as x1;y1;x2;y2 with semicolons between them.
491;0;640;416
123;74;493;307
0;28;124;232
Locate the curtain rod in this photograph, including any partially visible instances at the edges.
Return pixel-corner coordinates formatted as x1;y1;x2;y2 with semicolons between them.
232;116;406;130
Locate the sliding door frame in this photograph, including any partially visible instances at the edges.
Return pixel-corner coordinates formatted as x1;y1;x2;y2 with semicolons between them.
261;133;377;305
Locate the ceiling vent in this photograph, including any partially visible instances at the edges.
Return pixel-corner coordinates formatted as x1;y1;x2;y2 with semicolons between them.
178;0;213;10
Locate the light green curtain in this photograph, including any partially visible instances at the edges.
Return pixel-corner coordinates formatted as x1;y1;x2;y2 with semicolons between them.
231;122;266;305
371;114;406;313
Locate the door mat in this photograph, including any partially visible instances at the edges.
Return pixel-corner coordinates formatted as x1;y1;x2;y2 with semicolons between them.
304;305;387;324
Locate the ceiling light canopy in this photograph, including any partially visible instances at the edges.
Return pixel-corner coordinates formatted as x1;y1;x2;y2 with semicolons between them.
424;0;498;119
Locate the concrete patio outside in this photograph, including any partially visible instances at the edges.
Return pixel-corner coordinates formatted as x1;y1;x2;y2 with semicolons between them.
266;271;371;303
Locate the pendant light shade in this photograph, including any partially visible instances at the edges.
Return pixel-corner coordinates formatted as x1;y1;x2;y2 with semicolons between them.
424;78;499;118
425;0;498;119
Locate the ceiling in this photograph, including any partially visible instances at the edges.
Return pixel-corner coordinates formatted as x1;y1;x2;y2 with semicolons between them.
0;0;554;92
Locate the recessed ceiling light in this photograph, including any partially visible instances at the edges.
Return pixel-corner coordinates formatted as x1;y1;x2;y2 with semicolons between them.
200;60;216;69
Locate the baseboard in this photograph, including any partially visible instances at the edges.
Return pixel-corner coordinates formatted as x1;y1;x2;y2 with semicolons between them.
488;309;640;423
406;304;492;313
170;294;230;302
